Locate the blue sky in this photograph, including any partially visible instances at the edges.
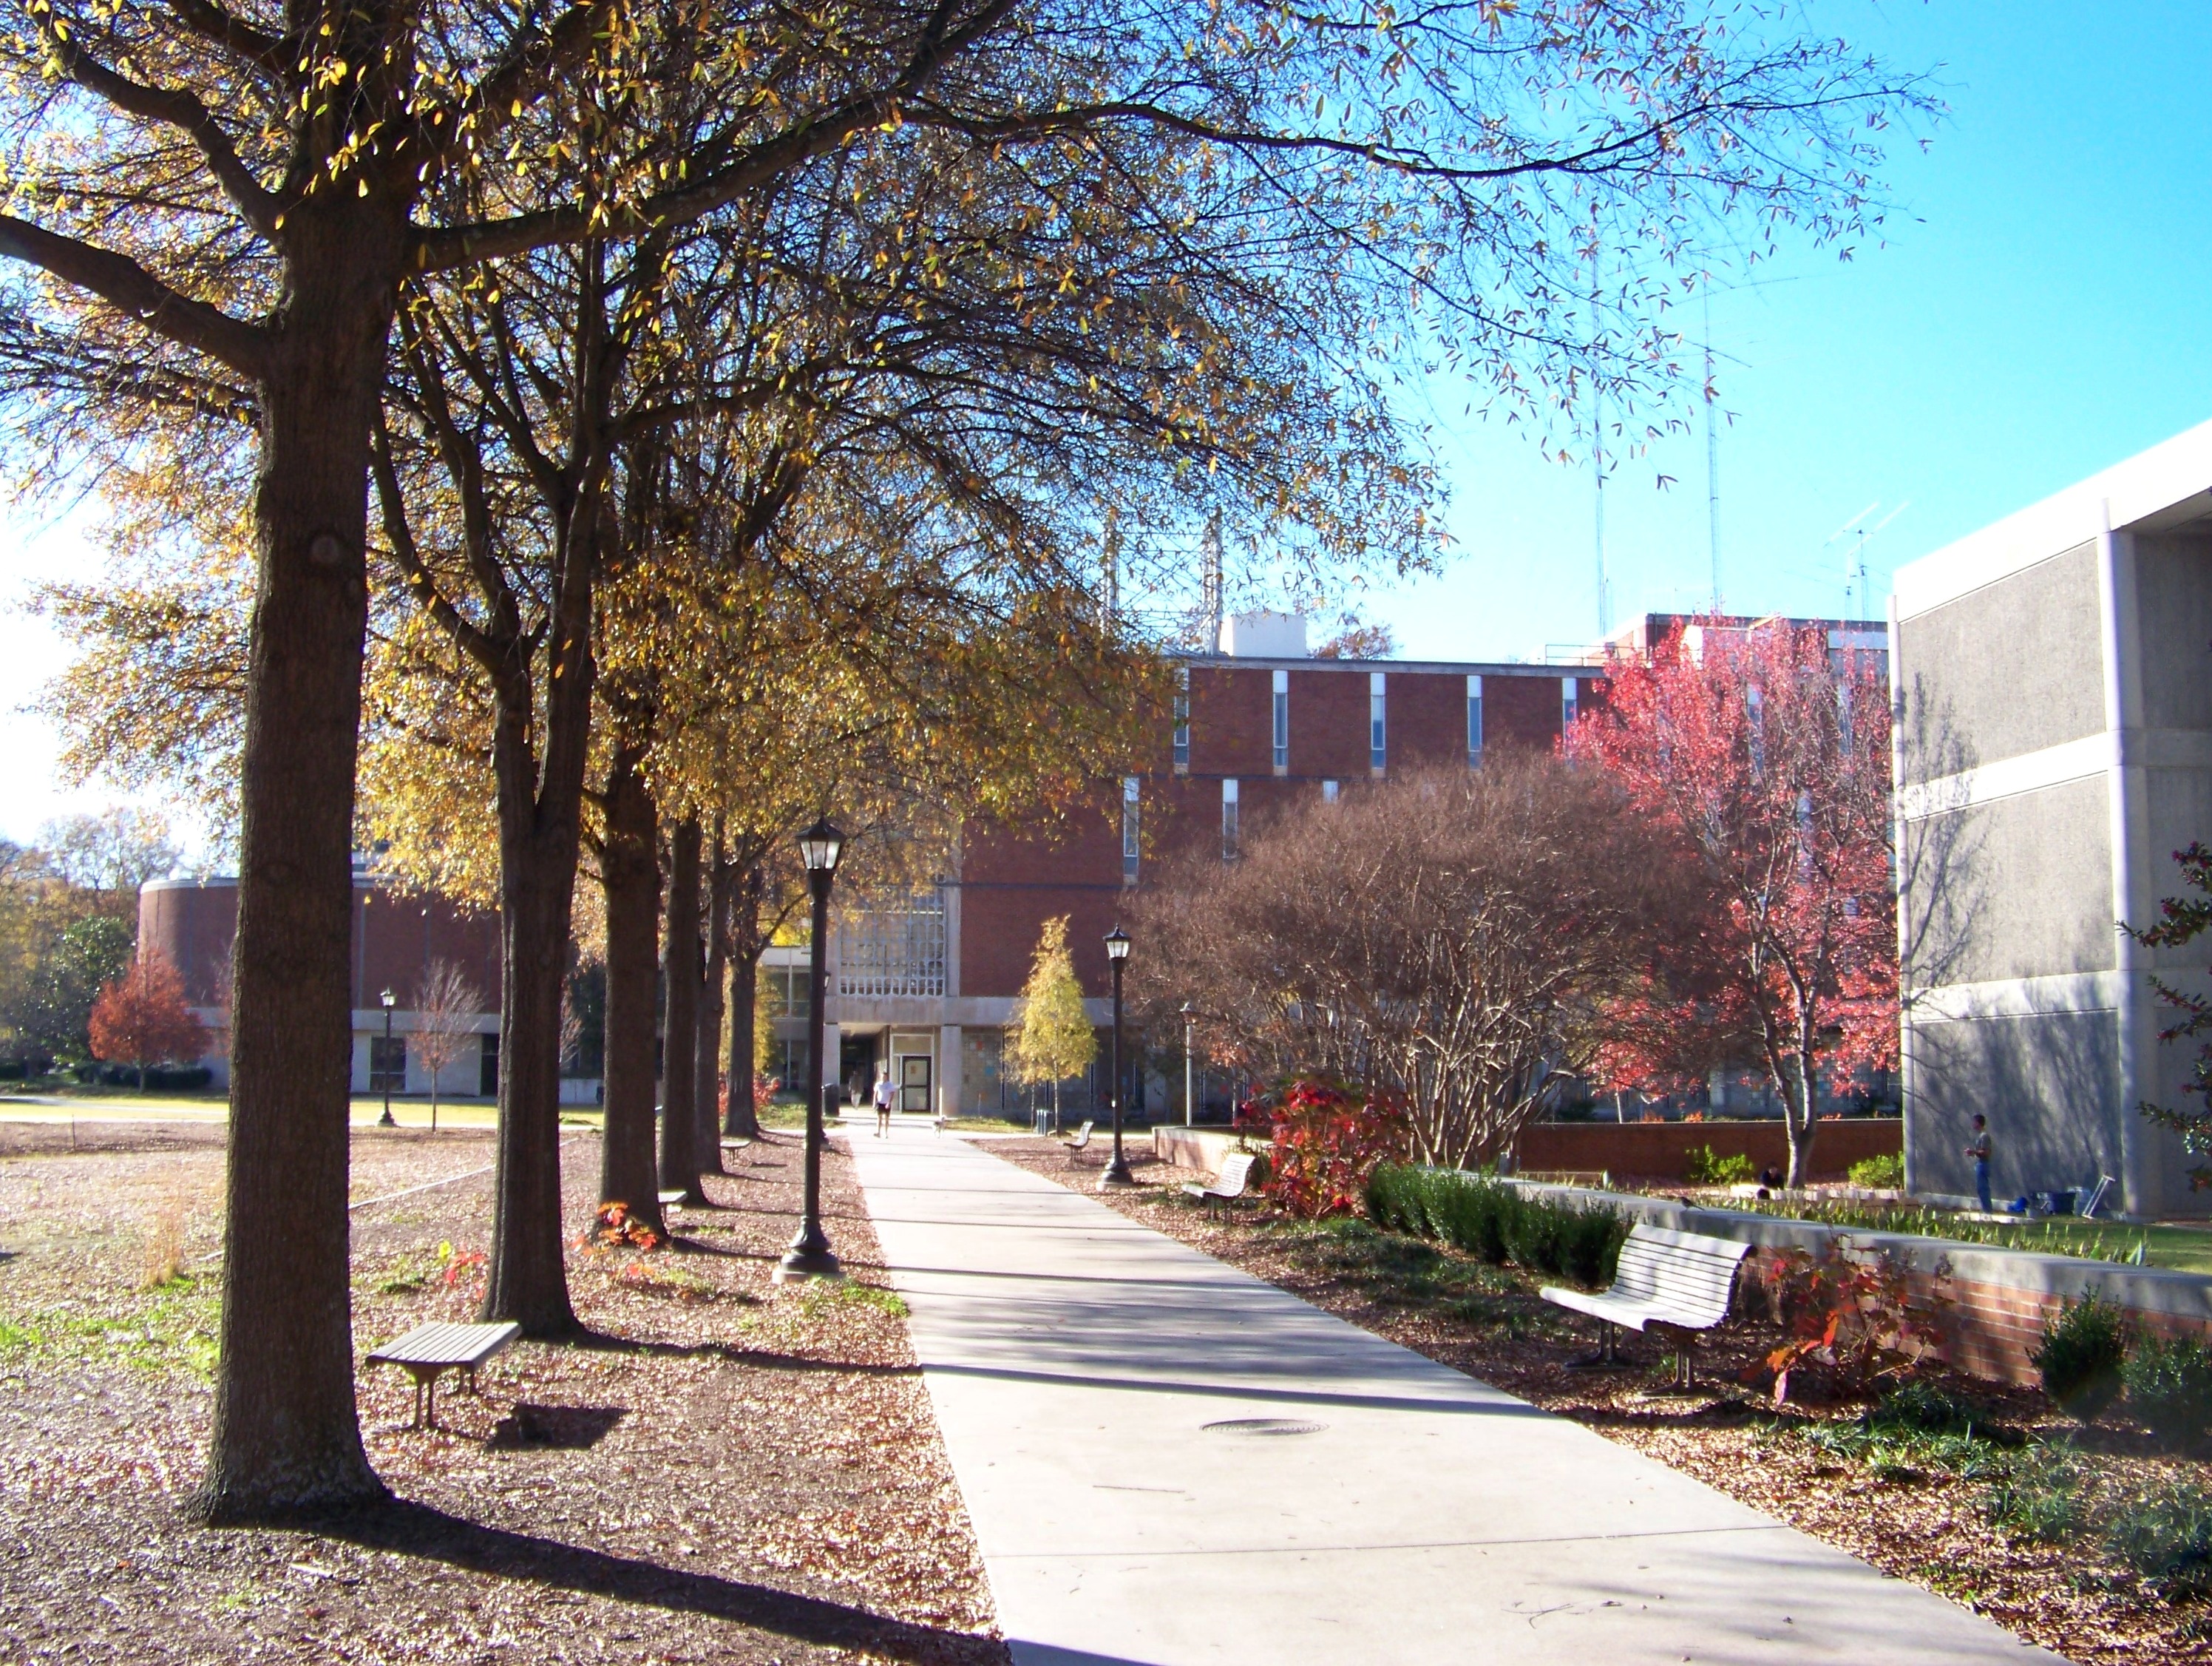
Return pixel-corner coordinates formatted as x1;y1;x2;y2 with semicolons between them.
4;3;2211;848
1378;0;2212;661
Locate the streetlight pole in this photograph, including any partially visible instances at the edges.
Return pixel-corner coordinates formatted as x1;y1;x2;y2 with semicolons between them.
378;987;397;1127
1101;927;1133;1188
778;816;845;1283
1180;1000;1197;1128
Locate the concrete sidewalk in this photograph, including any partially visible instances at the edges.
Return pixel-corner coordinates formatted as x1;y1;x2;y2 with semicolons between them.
844;1129;2066;1666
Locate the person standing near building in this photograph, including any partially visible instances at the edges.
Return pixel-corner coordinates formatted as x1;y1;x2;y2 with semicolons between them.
872;1066;896;1137
1964;1114;1992;1212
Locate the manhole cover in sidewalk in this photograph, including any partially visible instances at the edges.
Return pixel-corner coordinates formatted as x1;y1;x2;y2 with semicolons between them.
1201;1418;1326;1438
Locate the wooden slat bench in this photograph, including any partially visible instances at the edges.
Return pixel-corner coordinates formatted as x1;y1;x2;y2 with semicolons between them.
1183;1152;1258;1219
1539;1223;1751;1389
1060;1120;1096;1163
367;1321;520;1429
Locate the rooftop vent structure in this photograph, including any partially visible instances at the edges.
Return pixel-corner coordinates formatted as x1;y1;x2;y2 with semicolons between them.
1218;611;1307;658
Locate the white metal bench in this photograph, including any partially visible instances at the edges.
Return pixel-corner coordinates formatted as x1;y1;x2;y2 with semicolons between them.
1539;1223;1751;1389
1061;1120;1096;1162
1183;1152;1258;1218
367;1321;520;1429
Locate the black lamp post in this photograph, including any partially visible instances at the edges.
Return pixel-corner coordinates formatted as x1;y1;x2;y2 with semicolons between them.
777;816;845;1283
378;987;397;1127
1181;1000;1198;1128
1100;926;1134;1188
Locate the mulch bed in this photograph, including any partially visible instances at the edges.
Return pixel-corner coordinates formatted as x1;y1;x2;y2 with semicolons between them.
0;1120;1003;1665
997;1135;2212;1665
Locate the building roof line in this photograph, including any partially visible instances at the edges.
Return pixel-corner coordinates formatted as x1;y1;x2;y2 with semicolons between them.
1173;655;1593;676
1893;416;2212;622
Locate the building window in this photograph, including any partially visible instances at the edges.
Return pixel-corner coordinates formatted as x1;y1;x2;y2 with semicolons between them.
1561;675;1578;734
1122;776;1141;885
478;1032;499;1097
1173;667;1190;773
370;1034;406;1094
1272;669;1289;773
1322;779;1338;805
1368;672;1386;773
1467;674;1484;765
761;966;812;1018
1221;778;1239;860
838;890;949;998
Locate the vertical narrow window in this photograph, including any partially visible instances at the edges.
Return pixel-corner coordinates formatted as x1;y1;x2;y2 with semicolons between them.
1122;776;1141;885
1221;778;1239;860
1747;683;1766;778
1172;667;1190;772
1368;672;1387;774
1271;669;1289;773
1561;675;1579;734
1322;779;1338;805
1467;674;1484;765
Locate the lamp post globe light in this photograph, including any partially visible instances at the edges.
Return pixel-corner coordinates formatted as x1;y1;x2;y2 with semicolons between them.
777;816;846;1284
378;987;397;1128
1100;926;1135;1188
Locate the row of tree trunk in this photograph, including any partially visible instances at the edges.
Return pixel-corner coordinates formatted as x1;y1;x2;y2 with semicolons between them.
596;791;773;1246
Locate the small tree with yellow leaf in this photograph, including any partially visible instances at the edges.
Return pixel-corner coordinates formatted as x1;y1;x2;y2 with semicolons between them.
1008;917;1096;1134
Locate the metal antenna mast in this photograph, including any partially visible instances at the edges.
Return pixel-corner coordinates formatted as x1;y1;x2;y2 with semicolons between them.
1593;390;1610;637
1704;289;1721;612
1199;512;1224;652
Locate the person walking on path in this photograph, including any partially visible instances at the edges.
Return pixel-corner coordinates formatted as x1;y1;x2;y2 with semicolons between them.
872;1067;896;1138
1965;1114;1993;1212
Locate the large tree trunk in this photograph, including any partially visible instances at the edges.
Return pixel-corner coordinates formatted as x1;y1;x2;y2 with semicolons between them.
478;544;594;1338
598;747;664;1239
659;817;705;1203
724;864;764;1139
694;840;731;1176
194;216;401;1522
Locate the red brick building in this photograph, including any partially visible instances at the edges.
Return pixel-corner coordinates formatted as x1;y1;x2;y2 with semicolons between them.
140;856;503;1097
810;609;1889;1119
818;617;1607;1117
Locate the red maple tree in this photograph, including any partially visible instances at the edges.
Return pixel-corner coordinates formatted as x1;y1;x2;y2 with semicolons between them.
88;948;208;1090
1567;620;1897;1185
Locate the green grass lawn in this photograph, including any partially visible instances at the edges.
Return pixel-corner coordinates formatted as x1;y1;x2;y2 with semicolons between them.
1705;1196;2212;1276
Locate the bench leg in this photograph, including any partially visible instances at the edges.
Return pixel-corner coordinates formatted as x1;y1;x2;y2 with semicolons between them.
1566;1320;1632;1371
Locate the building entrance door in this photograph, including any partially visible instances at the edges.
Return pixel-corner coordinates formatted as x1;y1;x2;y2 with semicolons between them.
898;1053;932;1114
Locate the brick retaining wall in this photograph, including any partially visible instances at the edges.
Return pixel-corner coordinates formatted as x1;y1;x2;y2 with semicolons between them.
1150;1127;2209;1386
1516;1181;2212;1387
1513;1118;1901;1183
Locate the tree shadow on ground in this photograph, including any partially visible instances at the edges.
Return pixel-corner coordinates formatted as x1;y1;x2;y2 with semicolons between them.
324;1498;1008;1665
486;1402;626;1449
567;1328;919;1377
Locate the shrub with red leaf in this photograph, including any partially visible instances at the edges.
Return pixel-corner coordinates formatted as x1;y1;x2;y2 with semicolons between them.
1747;1240;1947;1404
578;1200;663;1253
1247;1075;1410;1219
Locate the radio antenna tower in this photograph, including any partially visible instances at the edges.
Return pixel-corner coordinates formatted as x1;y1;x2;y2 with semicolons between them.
1199;512;1224;652
1704;290;1721;612
1593;390;1611;637
1099;509;1119;630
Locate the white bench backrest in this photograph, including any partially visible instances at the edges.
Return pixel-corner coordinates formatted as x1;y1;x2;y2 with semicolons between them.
1607;1223;1751;1327
1216;1153;1256;1195
1072;1121;1093;1141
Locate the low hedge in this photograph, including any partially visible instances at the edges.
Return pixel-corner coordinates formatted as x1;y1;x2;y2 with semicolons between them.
1365;1165;1627;1289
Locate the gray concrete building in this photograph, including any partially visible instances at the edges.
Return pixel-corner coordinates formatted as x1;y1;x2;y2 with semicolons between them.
1892;420;2212;1218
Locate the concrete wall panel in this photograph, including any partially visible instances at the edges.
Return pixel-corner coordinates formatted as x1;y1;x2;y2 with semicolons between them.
1894;542;2103;777
2135;533;2212;731
1906;776;2115;986
1906;1008;2122;1202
